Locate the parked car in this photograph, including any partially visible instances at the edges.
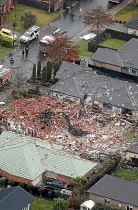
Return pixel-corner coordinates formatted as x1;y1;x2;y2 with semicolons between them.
45;180;68;189
0;28;17;42
61;189;72;196
39;29;67;54
19;25;40;43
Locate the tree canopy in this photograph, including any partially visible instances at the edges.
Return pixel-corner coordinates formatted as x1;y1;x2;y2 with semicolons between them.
53;198;68;210
43;35;79;63
83;7;113;34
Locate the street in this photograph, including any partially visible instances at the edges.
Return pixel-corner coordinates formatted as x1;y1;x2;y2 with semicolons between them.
0;0;113;81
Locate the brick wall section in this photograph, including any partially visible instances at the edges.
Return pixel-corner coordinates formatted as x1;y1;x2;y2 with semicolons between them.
56;174;73;185
0;168;32;184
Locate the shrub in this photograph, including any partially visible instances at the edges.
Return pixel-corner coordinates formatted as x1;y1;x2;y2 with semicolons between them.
21;12;37;30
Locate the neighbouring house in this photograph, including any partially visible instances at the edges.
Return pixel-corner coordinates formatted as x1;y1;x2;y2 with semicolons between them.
49;61;138;117
0;0;13;25
125;14;138;36
0;131;98;185
17;0;62;12
126;143;138;164
0;186;34;210
91;38;138;77
87;174;138;210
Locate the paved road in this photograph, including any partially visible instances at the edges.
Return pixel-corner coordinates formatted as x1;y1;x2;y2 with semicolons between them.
0;0;113;80
0;0;130;84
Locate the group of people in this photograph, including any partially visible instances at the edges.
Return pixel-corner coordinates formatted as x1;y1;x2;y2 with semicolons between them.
22;44;29;57
67;6;83;18
10;43;29;64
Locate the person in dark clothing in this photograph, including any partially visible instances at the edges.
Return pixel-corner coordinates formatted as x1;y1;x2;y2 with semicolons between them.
25;44;29;57
25;48;28;57
22;49;25;57
10;57;14;64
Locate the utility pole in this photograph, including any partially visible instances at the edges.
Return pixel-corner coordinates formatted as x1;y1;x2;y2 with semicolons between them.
12;0;17;50
49;0;50;12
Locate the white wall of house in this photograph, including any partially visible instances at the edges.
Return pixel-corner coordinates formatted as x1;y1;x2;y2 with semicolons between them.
22;204;30;210
128;28;138;36
32;174;42;186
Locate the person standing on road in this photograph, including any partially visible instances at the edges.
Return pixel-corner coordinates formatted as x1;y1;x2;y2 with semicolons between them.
25;48;28;57
25;44;29;57
22;49;25;58
79;7;82;16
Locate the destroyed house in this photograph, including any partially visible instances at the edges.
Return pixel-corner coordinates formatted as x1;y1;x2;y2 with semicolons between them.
0;131;97;185
126;142;138;164
91;38;138;77
87;175;138;210
49;61;138;116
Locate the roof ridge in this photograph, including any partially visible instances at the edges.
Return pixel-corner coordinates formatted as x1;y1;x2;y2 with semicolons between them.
0;187;16;204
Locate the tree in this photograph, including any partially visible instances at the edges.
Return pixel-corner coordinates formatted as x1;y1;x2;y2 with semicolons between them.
68;177;87;209
131;0;138;6
0;177;6;186
83;7;113;43
43;36;79;63
26;184;35;194
42;66;48;83
37;60;41;79
93;203;123;210
47;61;52;80
38;187;45;197
21;12;37;29
74;176;86;194
53;198;68;210
13;69;26;97
8;180;17;186
32;64;36;82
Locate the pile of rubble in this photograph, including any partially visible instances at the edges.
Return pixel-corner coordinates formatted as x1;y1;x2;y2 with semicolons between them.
0;97;137;161
55;109;137;161
0;96;82;139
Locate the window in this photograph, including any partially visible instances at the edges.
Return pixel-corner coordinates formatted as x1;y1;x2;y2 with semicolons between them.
127;205;133;210
105;198;110;203
129;68;137;75
131;69;137;75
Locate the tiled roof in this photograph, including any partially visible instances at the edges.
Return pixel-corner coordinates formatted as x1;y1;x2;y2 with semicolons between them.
0;131;97;180
92;38;138;70
125;14;138;30
0;186;34;210
87;175;138;206
50;61;138;111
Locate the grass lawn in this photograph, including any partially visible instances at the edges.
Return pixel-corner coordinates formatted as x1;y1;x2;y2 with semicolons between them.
100;38;126;49
30;198;53;210
4;4;64;32
77;40;93;57
114;4;138;22
113;168;138;181
0;46;12;60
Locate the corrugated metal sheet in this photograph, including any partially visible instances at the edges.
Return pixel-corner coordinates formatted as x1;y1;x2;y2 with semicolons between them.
0;131;98;180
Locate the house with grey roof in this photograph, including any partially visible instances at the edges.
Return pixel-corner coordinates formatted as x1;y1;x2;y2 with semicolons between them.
125;14;138;36
126;142;138;164
0;131;97;185
92;38;138;77
87;174;138;210
0;186;34;210
50;61;138;116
